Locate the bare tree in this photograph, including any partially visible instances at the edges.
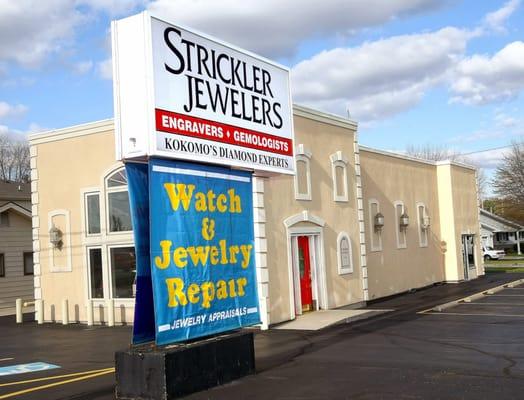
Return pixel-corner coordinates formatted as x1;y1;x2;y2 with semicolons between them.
405;144;461;162
0;134;30;183
406;144;488;202
492;140;524;207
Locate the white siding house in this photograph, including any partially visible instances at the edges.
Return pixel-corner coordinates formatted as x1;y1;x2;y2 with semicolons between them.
480;209;523;254
0;183;33;316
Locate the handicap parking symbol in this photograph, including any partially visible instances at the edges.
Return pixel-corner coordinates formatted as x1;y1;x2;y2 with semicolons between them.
0;362;60;376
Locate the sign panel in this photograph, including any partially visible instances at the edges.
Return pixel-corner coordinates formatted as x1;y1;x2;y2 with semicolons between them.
112;12;294;175
149;159;260;344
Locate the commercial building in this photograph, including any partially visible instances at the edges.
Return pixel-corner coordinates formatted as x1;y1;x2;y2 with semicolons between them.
29;105;483;327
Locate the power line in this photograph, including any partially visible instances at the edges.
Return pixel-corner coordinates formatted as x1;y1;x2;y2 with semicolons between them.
461;144;514;156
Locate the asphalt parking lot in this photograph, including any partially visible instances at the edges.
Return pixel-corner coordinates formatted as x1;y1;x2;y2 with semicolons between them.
2;272;524;400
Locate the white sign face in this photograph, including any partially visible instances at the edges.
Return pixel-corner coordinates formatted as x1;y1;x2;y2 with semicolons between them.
112;12;294;174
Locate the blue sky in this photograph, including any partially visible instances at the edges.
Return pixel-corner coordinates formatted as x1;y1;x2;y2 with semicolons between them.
0;0;523;191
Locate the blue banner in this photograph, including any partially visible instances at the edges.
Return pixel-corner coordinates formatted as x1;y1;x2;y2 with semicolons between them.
149;159;260;344
126;162;155;344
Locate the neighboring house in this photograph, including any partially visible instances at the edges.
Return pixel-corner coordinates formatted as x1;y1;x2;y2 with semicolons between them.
0;182;33;316
28;106;482;327
480;209;523;254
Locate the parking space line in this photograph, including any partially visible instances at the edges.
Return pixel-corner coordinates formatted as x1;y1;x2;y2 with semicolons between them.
0;369;115;399
0;360;13;363
0;367;114;387
424;312;524;317
462;302;524;306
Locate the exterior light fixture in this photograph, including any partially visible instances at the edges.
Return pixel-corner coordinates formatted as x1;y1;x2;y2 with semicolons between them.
374;213;385;231
422;215;431;229
400;213;410;229
49;225;63;248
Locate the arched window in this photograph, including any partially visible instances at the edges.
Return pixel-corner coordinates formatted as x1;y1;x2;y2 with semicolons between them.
105;168;132;233
294;144;312;201
330;151;349;202
337;232;353;274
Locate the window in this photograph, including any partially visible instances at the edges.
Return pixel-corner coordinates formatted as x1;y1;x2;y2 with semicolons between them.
0;212;9;227
110;246;136;298
394;201;407;249
520;232;524;239
88;248;104;299
496;232;509;242
0;254;4;277
416;203;429;248
85;193;101;235
106;169;132;233
368;199;382;252
330;151;349;202
294;144;312;201
337;232;353;274
23;252;33;275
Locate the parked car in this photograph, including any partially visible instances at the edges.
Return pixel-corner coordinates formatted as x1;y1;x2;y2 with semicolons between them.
482;246;505;261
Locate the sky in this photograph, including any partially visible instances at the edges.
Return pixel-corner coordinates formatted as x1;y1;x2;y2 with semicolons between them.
0;0;523;193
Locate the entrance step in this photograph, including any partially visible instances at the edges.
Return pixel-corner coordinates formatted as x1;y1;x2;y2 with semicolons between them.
274;309;391;331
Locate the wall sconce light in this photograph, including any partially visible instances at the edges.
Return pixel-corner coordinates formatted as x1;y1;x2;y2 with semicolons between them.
422;215;431;229
400;213;410;229
374;212;385;231
49;225;63;248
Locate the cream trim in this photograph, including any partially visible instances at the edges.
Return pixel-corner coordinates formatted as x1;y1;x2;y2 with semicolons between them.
283;211;326;228
368;198;383;252
293;104;358;130
336;231;353;275
47;209;73;272
330;151;349;202
394;201;407;249
416;202;429;248
28;119;114;145
294;144;312;201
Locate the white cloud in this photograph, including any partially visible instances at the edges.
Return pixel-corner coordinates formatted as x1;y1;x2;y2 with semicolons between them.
291;27;470;122
73;60;94;75
81;0;147;16
97;58;112;80
0;101;28;120
148;0;442;58
450;41;524;105
0;0;83;67
463;147;515;170
483;0;520;33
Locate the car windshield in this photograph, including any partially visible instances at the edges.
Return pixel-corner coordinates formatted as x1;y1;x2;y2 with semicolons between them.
486;246;493;250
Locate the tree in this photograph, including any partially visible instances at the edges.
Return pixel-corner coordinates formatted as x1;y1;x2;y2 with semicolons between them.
492;140;524;223
405;144;488;201
405;144;461;162
0;134;30;183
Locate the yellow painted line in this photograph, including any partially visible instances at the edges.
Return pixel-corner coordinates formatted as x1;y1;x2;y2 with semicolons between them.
0;369;115;399
0;367;114;387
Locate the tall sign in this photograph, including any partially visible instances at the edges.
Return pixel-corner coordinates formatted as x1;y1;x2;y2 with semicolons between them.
112;12;294;175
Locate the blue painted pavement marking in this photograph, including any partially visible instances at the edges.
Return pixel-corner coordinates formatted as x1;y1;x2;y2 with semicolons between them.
0;362;60;376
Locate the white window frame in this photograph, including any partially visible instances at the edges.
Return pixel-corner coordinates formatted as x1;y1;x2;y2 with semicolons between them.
416;202;429;248
105;168;132;235
107;243;136;300
294;144;312;201
394;200;407;249
87;246;104;299
330;151;349;202
337;231;353;274
368;198;382;252
84;191;101;237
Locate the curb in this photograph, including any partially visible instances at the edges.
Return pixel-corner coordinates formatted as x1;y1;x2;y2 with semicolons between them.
418;278;524;314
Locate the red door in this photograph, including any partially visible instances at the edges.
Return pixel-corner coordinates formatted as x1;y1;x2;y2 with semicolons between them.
297;236;313;311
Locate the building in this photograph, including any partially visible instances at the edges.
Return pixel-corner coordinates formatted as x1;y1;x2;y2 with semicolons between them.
0;182;33;316
480;209;523;253
28;105;483;327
